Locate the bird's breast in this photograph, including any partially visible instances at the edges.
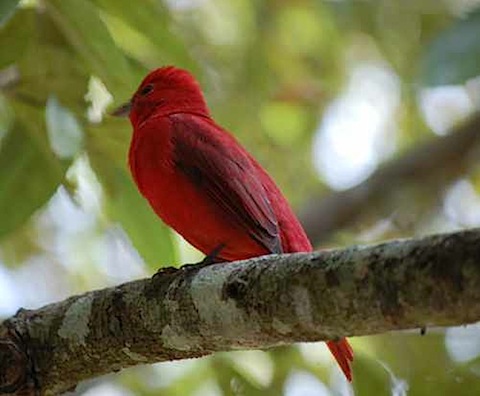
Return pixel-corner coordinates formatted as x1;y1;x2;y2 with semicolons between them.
128;120;267;260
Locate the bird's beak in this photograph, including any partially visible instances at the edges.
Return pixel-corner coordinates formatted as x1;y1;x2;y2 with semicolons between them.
110;101;132;117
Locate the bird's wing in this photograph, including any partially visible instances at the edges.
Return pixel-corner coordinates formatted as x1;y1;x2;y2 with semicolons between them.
171;114;282;255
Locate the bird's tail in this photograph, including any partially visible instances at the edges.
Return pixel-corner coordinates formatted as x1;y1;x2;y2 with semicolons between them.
326;338;354;382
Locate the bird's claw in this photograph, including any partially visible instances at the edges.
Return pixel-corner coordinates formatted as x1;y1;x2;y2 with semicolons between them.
152;265;179;280
152;244;225;279
179;243;225;272
179;257;218;272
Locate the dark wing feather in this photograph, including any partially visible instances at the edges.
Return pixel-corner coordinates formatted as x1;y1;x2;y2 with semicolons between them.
171;115;282;254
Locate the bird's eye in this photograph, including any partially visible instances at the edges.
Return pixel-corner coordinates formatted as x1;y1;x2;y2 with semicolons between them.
139;84;154;96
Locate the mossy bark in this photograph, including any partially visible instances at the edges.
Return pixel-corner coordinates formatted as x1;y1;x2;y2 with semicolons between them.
1;228;480;395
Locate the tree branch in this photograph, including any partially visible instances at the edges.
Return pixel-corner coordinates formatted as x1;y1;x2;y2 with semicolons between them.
2;228;480;395
300;113;480;244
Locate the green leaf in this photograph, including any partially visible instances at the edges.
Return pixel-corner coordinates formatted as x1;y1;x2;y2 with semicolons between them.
0;0;20;27
8;9;90;113
92;0;198;72
17;44;90;112
88;123;177;268
45;0;135;98
421;8;480;86
0;113;66;240
46;96;84;159
0;8;33;69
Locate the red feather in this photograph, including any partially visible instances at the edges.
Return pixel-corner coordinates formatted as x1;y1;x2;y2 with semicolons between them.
124;66;353;381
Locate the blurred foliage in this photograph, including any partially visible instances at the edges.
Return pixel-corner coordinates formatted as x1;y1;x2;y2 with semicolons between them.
1;0;480;395
421;8;480;86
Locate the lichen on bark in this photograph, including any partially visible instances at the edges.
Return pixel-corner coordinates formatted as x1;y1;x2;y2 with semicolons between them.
1;228;480;395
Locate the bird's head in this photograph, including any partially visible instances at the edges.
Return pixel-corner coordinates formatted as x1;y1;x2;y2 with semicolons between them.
112;66;209;126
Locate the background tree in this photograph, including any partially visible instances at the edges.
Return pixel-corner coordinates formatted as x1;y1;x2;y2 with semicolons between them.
1;0;480;395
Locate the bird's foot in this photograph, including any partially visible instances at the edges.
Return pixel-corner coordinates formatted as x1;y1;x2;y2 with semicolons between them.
180;243;225;272
152;265;179;280
152;244;225;279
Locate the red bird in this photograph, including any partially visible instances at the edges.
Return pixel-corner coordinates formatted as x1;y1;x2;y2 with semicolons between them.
114;66;353;381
